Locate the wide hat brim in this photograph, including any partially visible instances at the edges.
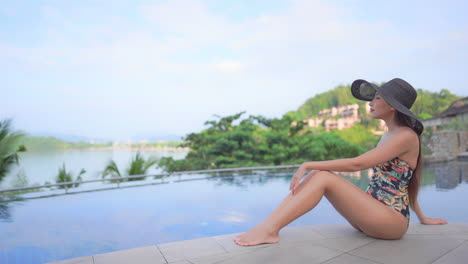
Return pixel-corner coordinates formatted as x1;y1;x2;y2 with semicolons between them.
351;79;424;135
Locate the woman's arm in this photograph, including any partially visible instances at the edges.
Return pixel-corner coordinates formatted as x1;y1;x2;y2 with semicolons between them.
411;199;448;225
410;198;426;222
298;129;416;173
290;129;416;193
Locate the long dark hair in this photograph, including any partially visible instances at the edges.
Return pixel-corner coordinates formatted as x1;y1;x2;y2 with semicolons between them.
395;111;421;208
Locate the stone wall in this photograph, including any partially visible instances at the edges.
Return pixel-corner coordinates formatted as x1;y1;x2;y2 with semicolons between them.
424;161;468;190
426;130;468;162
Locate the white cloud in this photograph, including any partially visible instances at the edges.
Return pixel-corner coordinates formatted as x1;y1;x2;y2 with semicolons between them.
141;0;237;45
213;60;243;73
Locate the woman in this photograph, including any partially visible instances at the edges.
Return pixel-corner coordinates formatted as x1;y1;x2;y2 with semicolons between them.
234;78;448;246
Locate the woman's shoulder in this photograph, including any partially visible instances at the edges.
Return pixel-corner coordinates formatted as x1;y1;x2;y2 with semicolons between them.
381;127;418;144
395;127;419;140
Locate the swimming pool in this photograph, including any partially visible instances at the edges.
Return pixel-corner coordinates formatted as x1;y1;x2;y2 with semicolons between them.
1;161;467;264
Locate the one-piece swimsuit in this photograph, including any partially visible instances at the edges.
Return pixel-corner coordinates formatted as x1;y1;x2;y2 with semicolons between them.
365;157;413;222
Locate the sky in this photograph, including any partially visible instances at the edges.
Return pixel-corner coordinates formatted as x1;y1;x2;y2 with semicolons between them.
2;0;468;142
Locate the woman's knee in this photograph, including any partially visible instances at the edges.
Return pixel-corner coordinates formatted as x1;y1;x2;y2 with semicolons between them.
305;171;338;190
311;171;338;182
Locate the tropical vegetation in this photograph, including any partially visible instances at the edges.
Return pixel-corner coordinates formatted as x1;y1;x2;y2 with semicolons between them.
0;119;27;181
102;152;158;181
158;112;365;172
55;163;86;189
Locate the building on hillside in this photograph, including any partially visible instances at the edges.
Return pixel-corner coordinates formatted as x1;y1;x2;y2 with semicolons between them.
422;97;468;130
422;97;468;162
300;103;385;133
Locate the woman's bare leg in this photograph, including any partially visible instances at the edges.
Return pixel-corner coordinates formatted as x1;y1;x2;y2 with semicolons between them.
261;170;320;223
234;171;408;246
231;171;319;246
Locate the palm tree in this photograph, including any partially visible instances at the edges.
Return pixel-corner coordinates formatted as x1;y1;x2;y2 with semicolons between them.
102;160;122;183
126;152;158;181
55;163;86;189
0;119;26;181
102;152;158;182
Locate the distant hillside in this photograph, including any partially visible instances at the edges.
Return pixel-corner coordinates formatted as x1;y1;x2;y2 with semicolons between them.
285;85;360;120
285;84;462;121
20;136;111;150
28;132;103;143
19;136;183;151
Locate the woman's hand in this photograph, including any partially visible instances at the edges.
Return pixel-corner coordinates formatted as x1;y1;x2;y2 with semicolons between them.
421;217;448;225
290;164;309;195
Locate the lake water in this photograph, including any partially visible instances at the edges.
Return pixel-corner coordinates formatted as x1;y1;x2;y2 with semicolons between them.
0;150;188;190
1;159;467;264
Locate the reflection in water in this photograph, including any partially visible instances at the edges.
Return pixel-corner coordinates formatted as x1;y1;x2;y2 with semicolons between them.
207;172;292;189
424;161;468;190
0;203;11;222
205;160;468;191
206;169;374;192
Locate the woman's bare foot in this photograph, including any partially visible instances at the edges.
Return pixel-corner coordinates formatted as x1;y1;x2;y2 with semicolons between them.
233;225;279;246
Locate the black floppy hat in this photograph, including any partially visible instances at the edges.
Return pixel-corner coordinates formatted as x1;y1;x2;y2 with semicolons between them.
351;78;424;135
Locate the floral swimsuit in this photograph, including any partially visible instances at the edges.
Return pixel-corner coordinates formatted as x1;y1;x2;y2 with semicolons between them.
365;157;413;221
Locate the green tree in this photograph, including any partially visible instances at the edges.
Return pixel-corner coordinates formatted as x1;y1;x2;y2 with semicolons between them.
102;160;122;183
158;113;365;172
411;89;461;119
0;119;27;181
290;84;359;120
126;152;158;181
102;152;158;182
332;124;380;150
55;163;85;189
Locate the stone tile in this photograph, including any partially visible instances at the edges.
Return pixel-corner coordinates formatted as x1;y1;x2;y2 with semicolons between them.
278;225;326;244
445;232;468;240
158;237;226;262
45;256;94;264
212;232;273;252
189;250;256;264
349;234;465;264
308;223;364;238
432;241;468;264
215;242;342;264
321;253;380;264
307;235;376;252
407;222;468;235
94;245;166;264
189;252;235;264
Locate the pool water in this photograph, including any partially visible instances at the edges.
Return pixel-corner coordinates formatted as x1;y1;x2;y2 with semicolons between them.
1;161;467;264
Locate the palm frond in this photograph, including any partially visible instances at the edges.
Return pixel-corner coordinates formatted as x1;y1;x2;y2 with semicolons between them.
143;156;159;171
0;153;20;180
126;152;154;181
74;169;86;187
55;163;73;189
102;160;122;182
0;119;26;180
0;119;26;157
0;119;13;141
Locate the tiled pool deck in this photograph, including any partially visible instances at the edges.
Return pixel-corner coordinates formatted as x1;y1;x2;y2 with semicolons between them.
47;222;468;264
